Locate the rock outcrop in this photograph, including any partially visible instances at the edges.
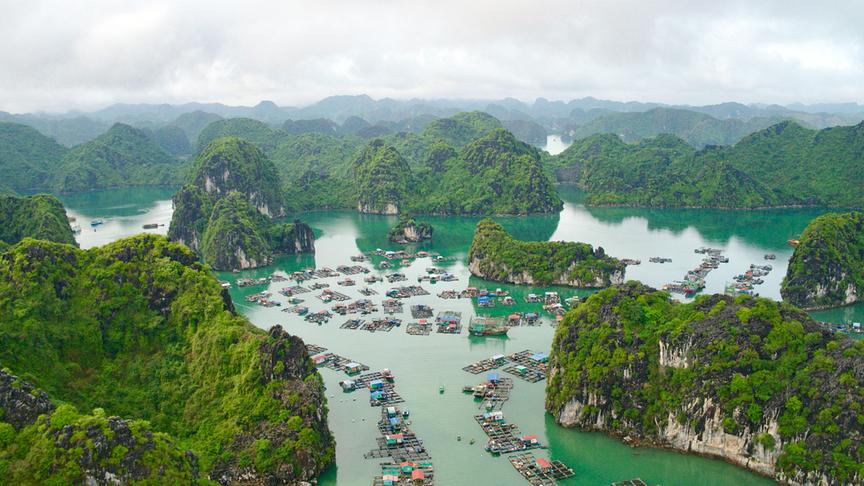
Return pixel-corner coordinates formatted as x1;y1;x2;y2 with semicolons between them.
781;211;864;310
388;215;433;244
168;136;314;270
468;219;624;287
547;282;864;485
0;369;54;429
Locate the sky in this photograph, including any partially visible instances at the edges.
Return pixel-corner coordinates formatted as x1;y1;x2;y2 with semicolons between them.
1;0;863;113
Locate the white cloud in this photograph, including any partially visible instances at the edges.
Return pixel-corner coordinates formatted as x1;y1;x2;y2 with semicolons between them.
0;0;862;112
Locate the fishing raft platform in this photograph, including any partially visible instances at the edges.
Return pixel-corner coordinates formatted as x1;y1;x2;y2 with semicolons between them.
473;413;542;455
508;452;575;485
305;344;327;356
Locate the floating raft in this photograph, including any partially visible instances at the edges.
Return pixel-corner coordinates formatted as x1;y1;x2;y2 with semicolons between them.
462;356;508;374
464;376;513;410
473;414;541;455
372;462;434;486
336;264;370;275
503;350;548;383
410;305;434;319
317;353;369;375
305;344;327;356
364;432;430;461
316;290;351;302
612;480;648;486
361;319;401;332
341;319;365;330
386;273;408;283
278;285;310;297
359;288;378;296
406;322;433;336
508;452;575;485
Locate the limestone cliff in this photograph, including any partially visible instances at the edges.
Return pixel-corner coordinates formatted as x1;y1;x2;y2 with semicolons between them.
168;136;314;270
547;282;864;485
467;219;624;287
0;194;76;248
388;215;433;244
781;211;864;310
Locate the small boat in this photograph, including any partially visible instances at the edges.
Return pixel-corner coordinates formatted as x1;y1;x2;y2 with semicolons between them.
439;386;445;394
469;438;476;445
402;409;409;417
90;219;104;227
71;224;82;234
142;223;159;229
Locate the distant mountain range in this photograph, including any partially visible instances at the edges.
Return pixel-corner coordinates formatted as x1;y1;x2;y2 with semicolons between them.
1;95;861;149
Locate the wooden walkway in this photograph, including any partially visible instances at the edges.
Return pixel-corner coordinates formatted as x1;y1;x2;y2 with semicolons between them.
612;480;648;486
305;344;327;356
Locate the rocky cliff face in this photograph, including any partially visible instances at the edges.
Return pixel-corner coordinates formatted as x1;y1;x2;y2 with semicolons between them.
547;282;864;485
781;211;864;310
211;326;333;484
353;140;410;215
468;219;624;288
388;216;433;243
190;136;285;217
269;220;316;254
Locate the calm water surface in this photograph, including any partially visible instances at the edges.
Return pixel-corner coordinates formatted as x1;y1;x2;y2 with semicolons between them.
62;186;864;486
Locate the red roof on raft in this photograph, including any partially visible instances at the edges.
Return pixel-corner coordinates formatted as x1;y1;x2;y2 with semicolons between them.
536;457;552;469
412;470;425;480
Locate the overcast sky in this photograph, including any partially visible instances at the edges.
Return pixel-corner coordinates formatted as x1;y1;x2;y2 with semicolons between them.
1;0;862;113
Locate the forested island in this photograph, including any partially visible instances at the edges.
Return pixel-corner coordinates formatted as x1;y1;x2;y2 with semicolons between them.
468;219;624;287
781;211;864;310
546;282;863;484
0;235;333;484
168;137;314;270
388;215;433;243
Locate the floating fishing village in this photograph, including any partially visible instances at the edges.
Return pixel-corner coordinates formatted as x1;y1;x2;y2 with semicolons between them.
217;241;817;486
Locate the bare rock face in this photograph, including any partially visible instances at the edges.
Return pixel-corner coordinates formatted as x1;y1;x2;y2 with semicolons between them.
0;369;54;429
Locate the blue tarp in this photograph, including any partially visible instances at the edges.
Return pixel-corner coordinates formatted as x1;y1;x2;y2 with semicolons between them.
487;373;500;382
371;391;385;400
530;352;548;362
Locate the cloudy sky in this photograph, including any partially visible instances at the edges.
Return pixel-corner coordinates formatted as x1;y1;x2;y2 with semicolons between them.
2;0;863;112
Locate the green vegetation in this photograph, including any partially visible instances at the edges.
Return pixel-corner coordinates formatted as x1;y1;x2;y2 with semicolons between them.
550;121;864;208
353;140;412;213
781;211;864;309
200;192;275;269
0;194;76;248
421;111;503;147
571;107;792;147
0;122;68;193
468;219;623;287
547;282;864;483
0;235;333;482
49;123;183;193
169;137;313;270
197;118;280;150
194;112;560;215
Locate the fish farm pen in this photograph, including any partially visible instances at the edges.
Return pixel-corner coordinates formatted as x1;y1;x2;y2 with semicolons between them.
508;453;575;485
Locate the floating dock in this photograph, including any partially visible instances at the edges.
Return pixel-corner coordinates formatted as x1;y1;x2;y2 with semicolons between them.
406;321;433;336
305;344;327;356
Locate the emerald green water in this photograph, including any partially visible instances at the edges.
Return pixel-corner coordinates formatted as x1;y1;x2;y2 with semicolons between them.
60;186;864;486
